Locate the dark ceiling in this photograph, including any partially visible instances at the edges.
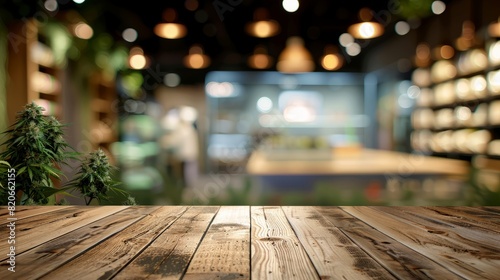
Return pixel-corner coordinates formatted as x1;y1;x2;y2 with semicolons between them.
2;0;443;84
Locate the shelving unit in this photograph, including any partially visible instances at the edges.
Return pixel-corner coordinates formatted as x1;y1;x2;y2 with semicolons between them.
6;19;62;124
411;38;500;159
89;71;118;158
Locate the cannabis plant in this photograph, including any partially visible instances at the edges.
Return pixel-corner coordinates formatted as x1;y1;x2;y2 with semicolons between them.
71;149;132;205
0;103;74;204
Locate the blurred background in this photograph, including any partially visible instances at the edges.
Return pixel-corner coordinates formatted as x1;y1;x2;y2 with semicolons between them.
1;0;500;205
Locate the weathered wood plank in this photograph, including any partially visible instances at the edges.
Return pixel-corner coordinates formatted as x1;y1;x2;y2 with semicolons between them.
423;207;500;232
184;206;250;280
38;206;189;280
397;207;500;245
251;206;319;280
374;206;500;256
0;206;127;259
0;206;159;280
113;206;219;280
317;206;463;280
0;206;62;225
343;206;500;280
282;206;396;280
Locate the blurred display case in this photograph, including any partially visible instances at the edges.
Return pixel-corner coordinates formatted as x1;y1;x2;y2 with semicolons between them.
205;71;369;173
411;37;500;159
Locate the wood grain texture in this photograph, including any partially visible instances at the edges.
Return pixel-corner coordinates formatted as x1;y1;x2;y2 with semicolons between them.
0;206;127;258
184;206;250;280
282;206;396;280
251;206;319;280
1;206;498;279
343;206;500;280
0;206;62;225
113;206;219;280
39;206;189;280
0;206;159;280
317;206;462;280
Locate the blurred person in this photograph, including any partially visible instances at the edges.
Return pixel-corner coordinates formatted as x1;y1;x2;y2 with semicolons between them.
160;106;199;188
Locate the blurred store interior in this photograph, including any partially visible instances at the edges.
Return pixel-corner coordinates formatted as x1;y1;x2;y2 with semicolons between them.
1;0;500;205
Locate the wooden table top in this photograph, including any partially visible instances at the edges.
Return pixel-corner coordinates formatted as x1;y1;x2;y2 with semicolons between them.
1;206;499;279
246;149;470;176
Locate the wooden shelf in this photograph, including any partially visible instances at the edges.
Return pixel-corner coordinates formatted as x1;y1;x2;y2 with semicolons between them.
89;72;118;158
412;40;500;161
6;19;64;125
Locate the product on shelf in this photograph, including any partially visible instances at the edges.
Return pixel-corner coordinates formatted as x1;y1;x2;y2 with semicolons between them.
489;100;500;124
434;82;455;105
430;130;454;153
488;40;500;66
411;108;434;129
455;78;473;100
487;69;500;94
452;129;474;153
470;75;488;98
457;48;488;75
467;130;491;154
454;106;473;127
431;60;457;83
416;87;433;107
412;68;431;87
473;103;489;127
487;140;500;156
30;41;55;67
31;71;60;94
411;129;432;151
435;108;454;129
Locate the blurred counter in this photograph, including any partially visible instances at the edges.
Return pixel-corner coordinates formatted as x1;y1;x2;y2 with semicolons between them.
246;148;470;177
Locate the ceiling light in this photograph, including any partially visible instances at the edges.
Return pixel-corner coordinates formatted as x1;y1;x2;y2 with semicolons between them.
128;47;148;69
395;21;410;35
282;0;299;13
488;18;500;37
248;46;273;69
455;21;475;51
154;9;187;39
44;0;58;11
431;1;446;15
346;43;361;56
154;23;187;39
320;45;343;71
245;8;280;38
348;8;384;39
348;22;384;39
73;0;85;4
277;36;314;73
73;22;93;39
184;45;210;69
122;28;138;42
339;33;354;47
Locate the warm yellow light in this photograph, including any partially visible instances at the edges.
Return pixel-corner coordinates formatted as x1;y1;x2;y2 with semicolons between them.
74;22;93;39
348;21;384;39
129;54;146;69
433;45;454;60
154;23;187;39
184;45;210;69
246;20;280;38
321;54;342;70
321;46;343;71
488;18;500;37
277;37;314;73
128;47;147;69
248;46;273;69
